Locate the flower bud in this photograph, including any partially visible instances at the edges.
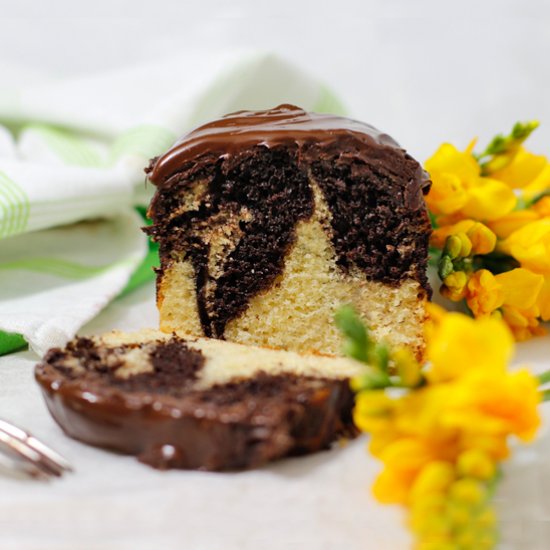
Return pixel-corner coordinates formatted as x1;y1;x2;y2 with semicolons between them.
457;450;496;480
449;478;486;505
445;234;463;259
467;223;497;254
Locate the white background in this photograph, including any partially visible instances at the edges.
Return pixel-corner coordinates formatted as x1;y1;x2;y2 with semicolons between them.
1;2;550;549
2;0;550;161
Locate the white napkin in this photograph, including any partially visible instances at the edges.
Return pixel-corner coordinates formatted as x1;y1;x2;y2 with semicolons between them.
0;50;343;356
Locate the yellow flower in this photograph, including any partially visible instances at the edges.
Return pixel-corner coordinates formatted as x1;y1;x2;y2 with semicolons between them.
496;268;544;309
393;347;422;387
409;461;455;502
466;268;543;337
432;219;496;256
353;390;395;435
489;147;548;188
441;271;469;301
426;313;514;382
501;304;545;341
523;164;550;200
533;195;550;217
466;268;544;317
425;144;477;215
430;220;475;248
501;218;550;274
466;270;504;317
489;146;550;200
426;172;470;215
346;306;544;550
425;143;517;220
457;449;495;481
425;302;447;324
467;222;498;254
448;478;485;505
373;467;416;505
424;302;447;343
380;438;435;478
487;209;540;239
461;176;517;221
442;369;541;444
538;276;550;321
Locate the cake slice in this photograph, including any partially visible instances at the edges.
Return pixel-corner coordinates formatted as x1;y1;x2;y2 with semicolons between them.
146;104;432;358
35;329;361;470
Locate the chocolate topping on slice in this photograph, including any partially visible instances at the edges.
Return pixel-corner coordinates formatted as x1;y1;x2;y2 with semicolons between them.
35;335;356;470
148;104;404;184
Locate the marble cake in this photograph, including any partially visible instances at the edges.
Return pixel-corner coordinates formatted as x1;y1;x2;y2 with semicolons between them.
35;329;360;470
146;105;431;358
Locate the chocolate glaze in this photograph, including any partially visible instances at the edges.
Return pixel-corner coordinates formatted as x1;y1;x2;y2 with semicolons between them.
149;104;403;184
35;337;356;471
146;105;432;337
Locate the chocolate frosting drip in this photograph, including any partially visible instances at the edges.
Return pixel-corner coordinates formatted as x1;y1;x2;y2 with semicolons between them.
146;105;432;337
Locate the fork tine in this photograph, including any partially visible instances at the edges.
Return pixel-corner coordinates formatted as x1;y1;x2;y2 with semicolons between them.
26;435;73;472
0;431;61;477
0;420;72;476
0;451;50;481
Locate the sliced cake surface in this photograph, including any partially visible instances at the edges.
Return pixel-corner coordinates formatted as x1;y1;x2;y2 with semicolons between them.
35;329;361;470
146;104;432;357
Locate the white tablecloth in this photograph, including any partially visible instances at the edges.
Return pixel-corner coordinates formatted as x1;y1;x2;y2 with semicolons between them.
0;281;549;549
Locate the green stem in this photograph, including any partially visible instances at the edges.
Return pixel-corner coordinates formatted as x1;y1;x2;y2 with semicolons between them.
537;370;550;386
542;389;550;402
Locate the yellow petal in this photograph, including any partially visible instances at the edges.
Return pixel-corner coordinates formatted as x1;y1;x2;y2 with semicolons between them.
538;276;550;321
380;438;434;473
522;164;550;200
456;449;495;480
425;143;480;183
502;218;550;274
496;268;544;309
427;313;513;382
466;269;505;317
409;461;456;502
533;196;550;217
490;147;548;188
455;369;542;441
462;177;517;220
466;222;497;254
372;468;414;504
488;210;540;239
424;143;479;215
426;173;469;215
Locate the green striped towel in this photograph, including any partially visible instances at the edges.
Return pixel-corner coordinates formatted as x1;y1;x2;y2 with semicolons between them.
0;50;344;357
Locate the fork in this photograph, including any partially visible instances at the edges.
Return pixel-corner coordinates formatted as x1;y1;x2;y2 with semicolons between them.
0;419;73;480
